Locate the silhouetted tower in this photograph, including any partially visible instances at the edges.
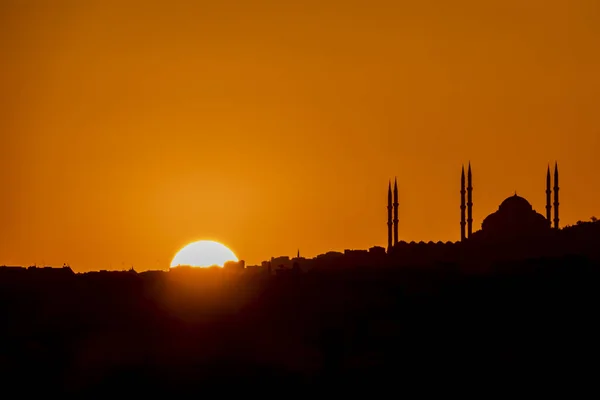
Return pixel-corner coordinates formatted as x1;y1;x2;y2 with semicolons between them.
297;249;300;258
393;178;399;246
553;162;560;229
387;181;392;252
467;162;473;238
460;165;466;241
546;165;552;227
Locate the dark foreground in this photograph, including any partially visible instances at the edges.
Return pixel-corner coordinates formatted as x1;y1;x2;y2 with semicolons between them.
1;255;599;395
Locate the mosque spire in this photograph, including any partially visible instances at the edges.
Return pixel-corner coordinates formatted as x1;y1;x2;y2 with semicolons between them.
467;162;473;238
553;161;560;229
460;165;466;241
546;164;552;227
393;178;399;246
387;181;393;252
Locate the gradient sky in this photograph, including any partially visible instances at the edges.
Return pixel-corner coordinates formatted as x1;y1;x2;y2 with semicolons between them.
1;0;599;271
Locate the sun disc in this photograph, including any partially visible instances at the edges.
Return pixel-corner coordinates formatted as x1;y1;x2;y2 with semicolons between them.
170;240;238;268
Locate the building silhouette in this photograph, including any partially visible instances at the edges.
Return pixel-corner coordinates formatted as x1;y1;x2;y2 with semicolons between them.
387;162;561;249
386;178;399;252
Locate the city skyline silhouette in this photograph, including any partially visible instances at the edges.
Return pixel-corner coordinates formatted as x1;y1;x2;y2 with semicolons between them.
4;158;597;272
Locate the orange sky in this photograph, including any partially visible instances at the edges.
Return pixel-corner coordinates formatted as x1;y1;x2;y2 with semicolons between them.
1;0;599;271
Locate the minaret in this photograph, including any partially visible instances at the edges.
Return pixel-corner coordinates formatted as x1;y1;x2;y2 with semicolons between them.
546;165;552;227
393;178;399;246
553;162;559;229
460;165;466;241
387;181;393;252
467;162;473;238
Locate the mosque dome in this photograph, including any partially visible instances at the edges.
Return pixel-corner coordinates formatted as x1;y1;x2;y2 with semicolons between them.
499;194;533;213
480;193;550;239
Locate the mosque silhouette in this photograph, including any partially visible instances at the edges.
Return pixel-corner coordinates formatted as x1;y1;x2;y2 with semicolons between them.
387;162;564;252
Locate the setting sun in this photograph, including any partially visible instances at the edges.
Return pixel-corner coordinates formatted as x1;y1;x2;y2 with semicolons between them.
170;240;238;268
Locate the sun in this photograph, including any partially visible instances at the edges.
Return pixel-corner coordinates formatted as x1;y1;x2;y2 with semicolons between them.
170;240;238;268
